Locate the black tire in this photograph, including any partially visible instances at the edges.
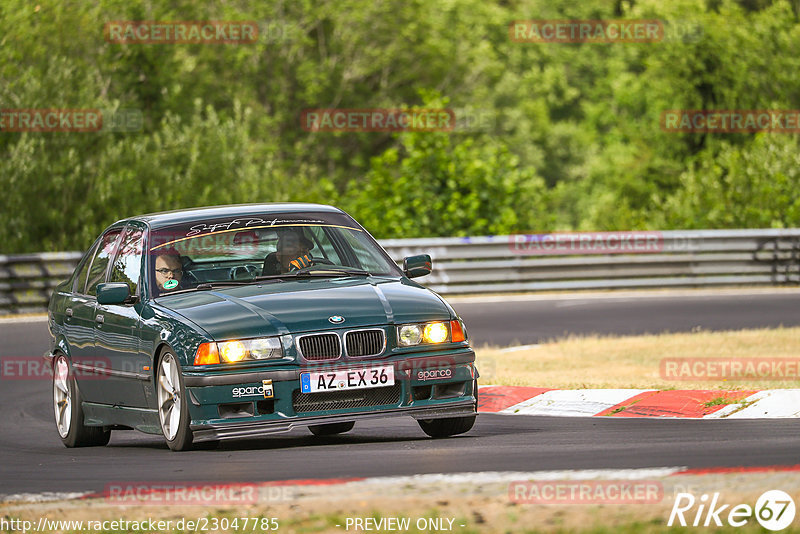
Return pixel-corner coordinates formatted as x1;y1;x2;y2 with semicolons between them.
308;421;355;436
157;350;194;451
418;415;476;438
418;379;478;438
53;354;111;447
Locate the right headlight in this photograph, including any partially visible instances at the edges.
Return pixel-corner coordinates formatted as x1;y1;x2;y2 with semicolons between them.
193;337;284;365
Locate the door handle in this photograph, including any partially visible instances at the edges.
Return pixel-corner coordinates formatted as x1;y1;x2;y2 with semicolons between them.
95;314;104;324
65;308;73;318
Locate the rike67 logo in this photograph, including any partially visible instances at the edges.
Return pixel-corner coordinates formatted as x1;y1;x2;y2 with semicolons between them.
669;490;796;531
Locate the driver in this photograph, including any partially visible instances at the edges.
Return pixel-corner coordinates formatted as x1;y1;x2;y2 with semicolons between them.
262;229;314;275
153;249;190;294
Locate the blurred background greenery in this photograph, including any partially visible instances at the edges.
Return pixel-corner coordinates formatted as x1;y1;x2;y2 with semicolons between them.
2;0;799;252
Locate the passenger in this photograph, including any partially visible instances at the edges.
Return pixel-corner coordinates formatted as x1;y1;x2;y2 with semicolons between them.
262;229;314;275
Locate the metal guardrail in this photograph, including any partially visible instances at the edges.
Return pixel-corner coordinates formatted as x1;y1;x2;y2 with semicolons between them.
382;229;800;293
0;252;83;315
1;230;799;314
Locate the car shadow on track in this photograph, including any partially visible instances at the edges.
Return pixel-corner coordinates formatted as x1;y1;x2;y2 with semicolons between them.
98;415;519;452
103;431;434;452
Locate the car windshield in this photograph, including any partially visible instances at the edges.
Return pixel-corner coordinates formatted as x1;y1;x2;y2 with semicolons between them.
147;211;402;296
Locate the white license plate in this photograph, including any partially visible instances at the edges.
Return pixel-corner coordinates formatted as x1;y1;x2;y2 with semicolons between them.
300;365;395;393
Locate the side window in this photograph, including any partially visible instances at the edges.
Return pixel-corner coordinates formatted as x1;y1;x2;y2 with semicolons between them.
72;243;98;294
86;230;123;296
109;226;145;295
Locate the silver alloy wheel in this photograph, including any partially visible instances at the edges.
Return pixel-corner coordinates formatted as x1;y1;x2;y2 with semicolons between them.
157;353;182;441
53;356;71;438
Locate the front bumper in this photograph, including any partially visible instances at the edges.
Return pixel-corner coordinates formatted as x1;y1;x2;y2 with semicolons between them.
184;349;478;442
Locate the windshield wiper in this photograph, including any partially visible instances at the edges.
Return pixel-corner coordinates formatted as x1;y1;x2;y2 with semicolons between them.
253;268;371;281
194;281;252;290
158;270;372;296
156;280;262;296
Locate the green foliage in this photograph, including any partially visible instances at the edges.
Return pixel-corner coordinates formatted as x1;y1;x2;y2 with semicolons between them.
659;134;800;228
1;0;799;252
347;130;550;238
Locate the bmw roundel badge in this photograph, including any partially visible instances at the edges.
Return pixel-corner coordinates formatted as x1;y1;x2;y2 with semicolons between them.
328;315;345;324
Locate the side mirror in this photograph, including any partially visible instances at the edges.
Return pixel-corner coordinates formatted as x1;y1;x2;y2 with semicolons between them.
96;282;133;305
403;254;432;278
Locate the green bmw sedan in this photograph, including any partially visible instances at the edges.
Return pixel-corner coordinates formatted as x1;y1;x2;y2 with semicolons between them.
46;204;478;451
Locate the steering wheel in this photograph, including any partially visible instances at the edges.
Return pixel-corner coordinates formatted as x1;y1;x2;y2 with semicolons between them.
179;256;200;286
230;264;259;280
309;257;335;266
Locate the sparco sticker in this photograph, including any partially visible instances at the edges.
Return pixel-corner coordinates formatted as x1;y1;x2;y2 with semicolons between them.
416;369;452;381
232;384;272;398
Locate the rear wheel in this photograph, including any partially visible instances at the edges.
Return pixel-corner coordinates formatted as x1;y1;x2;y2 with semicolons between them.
53;354;110;447
157;351;193;451
308;421;355;436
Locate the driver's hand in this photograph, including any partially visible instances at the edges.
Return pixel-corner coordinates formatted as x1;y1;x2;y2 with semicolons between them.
288;254;313;271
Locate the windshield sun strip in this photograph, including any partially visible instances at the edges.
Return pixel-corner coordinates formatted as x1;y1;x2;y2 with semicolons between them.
149;223;363;251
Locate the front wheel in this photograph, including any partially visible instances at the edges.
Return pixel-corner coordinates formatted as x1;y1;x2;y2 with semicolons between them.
157;351;193;451
418;379;477;438
53;354;110;447
418;415;476;438
308;421;355;436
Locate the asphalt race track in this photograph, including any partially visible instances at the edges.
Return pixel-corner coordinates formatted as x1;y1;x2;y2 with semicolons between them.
452;289;800;346
1;290;799;495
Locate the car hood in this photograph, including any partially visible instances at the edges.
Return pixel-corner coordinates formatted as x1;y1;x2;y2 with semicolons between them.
153;277;454;340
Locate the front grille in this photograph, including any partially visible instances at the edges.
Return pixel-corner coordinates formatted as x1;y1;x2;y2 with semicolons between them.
345;329;385;357
292;384;402;413
298;333;341;360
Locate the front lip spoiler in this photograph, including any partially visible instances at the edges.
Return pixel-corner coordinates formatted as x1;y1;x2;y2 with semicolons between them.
190;400;477;443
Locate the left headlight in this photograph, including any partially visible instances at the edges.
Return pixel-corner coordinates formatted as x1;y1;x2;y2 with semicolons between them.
194;337;283;365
